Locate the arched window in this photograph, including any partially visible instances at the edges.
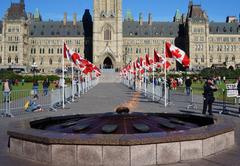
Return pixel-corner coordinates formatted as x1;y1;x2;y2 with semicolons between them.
49;58;52;65
232;55;235;61
104;29;111;41
8;57;11;63
51;48;54;54
15;45;17;51
15;57;18;64
0;56;2;64
32;58;35;63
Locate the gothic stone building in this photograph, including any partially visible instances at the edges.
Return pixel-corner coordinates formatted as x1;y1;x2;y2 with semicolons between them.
0;0;240;73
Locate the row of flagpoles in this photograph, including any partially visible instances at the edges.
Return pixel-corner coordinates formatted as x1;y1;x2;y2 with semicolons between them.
61;41;101;109
120;42;190;107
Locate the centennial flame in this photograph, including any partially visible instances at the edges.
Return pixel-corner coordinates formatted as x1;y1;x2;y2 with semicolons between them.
116;91;141;111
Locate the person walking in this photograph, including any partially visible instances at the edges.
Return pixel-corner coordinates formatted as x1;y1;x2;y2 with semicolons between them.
202;78;218;116
185;77;192;96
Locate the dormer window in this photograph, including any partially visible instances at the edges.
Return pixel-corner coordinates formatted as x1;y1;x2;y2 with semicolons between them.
223;27;227;32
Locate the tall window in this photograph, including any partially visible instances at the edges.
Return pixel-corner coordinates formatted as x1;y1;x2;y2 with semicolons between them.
8;57;11;63
0;56;2;64
104;29;111;41
218;55;221;63
232;55;235;62
49;58;53;65
15;57;18;64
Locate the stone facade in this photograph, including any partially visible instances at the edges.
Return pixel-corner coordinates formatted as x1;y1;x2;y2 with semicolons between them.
0;0;239;73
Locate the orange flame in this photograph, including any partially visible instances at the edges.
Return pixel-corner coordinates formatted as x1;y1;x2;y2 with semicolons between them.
116;91;141;111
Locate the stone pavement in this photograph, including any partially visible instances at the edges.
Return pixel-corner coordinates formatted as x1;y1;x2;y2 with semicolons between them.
1;83;240;166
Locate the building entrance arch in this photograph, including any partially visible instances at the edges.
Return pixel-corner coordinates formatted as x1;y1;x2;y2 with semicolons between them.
103;57;113;69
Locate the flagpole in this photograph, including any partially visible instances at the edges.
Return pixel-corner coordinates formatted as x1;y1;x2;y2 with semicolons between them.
152;64;155;101
62;40;65;109
71;62;74;102
144;67;147;96
78;70;80;97
164;44;167;108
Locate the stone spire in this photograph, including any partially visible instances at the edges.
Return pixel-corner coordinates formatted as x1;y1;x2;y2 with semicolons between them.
139;13;143;25
125;10;134;21
174;9;181;22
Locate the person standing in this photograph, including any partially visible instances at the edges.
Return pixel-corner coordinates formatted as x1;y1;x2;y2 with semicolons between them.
237;77;240;113
202;78;218;116
237;77;240;96
21;78;25;86
185;77;192;96
42;79;50;96
2;79;11;102
32;80;39;97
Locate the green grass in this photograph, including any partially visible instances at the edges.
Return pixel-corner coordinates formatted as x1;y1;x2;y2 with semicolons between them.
176;80;237;103
0;82;57;103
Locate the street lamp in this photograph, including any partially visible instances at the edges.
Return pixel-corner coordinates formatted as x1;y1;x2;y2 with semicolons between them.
31;62;38;80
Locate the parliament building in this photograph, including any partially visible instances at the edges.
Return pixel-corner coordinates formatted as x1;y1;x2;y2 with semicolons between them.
0;0;240;73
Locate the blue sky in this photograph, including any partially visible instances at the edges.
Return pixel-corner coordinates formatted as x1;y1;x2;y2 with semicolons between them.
1;0;239;22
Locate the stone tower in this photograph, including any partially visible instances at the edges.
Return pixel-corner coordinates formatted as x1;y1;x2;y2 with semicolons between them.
93;0;123;69
186;2;209;70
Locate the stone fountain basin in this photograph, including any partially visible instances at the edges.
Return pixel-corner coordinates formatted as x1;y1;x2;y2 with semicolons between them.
7;113;235;166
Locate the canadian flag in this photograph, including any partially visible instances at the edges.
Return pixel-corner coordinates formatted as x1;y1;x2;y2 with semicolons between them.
154;50;171;69
165;42;190;67
63;43;72;61
71;52;83;66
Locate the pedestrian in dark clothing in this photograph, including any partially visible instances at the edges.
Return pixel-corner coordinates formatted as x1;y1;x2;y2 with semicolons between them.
202;78;218;115
237;77;240;113
42;79;50;96
237;77;240;96
185;77;192;96
32;80;39;96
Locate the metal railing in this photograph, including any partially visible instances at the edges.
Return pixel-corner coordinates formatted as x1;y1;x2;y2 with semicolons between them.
121;77;169;104
0;77;99;117
121;77;240;117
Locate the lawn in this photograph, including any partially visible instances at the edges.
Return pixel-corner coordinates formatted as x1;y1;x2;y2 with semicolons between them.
0;82;57;103
176;80;237;103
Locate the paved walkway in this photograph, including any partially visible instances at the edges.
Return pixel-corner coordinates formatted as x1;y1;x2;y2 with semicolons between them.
1;83;240;166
